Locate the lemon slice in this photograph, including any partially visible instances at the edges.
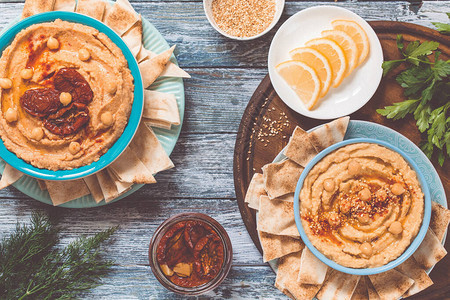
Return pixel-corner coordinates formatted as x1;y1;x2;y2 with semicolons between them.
321;29;358;76
331;19;370;66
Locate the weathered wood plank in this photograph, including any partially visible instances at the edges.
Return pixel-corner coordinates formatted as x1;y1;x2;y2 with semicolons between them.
1;2;448;68
0;196;265;265
84;265;282;299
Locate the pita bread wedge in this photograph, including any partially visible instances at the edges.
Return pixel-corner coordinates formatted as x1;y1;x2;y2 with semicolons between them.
258;231;304;262
351;276;369;300
22;0;56;19
244;173;265;210
257;196;299;237
116;0;135;12
139;46;176;88
430;201;450;242
368;269;414;300
316;269;360;300
53;0;75;11
121;17;142;57
297;247;328;285
75;0;106;20
276;251;321;300
0;164;23;190
413;228;447;269
138;47;190;78
142;90;180;128
37;180;47;191
308;116;350;152
366;277;380;300
107;169;133;196
96;169;119;202
262;159;303;199
129;123;174;175
83;175;104;203
46;179;90;206
144;120;172;130
284;126;318;167
395;256;433;298
109;147;156;184
104;2;139;36
274;193;294;202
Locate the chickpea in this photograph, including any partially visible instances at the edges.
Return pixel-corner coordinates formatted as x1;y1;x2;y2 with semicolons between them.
47;37;59;50
340;200;351;214
323;179;335;192
20;68;33;80
348;160;361;176
106;82;117;95
59;92;72;106
69;142;81;155
78;48;90;61
328;212;341;227
389;221;403;235
5;108;17;123
391;183;405;196
360;242;373;256
376;189;387;201
101;112;114;127
358;188;371;202
31;127;44;141
0;78;13;89
357;213;370;224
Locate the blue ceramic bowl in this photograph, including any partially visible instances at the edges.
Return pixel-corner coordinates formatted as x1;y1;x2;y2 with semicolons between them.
293;138;431;275
0;12;144;180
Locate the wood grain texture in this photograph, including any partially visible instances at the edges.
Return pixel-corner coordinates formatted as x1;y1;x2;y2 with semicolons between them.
0;1;449;299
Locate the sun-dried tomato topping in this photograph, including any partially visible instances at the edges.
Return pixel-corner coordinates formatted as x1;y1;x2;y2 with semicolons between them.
53;68;93;104
43;102;89;136
20;88;61;118
156;220;225;288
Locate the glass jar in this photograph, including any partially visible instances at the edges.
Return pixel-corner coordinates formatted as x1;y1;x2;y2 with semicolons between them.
149;212;233;295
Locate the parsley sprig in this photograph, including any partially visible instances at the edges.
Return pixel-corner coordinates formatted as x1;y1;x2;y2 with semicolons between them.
0;212;117;299
377;35;450;166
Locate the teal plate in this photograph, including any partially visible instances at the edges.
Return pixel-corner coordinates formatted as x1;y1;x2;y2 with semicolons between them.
266;120;447;277
0;14;185;208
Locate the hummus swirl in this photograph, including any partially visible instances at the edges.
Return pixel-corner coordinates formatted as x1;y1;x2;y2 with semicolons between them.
0;20;134;170
300;143;424;268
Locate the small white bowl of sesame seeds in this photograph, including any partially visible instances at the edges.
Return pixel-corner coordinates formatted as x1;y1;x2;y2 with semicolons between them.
203;0;285;40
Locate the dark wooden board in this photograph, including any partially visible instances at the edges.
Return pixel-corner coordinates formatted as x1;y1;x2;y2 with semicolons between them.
233;21;450;299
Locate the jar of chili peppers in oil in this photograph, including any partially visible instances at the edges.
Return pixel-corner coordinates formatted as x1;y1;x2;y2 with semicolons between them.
149;213;233;295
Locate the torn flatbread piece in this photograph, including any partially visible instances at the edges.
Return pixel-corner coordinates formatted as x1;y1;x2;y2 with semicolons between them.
297;247;328;285
276;251;321;300
139;46;175;88
395;256;433;298
144;120;172;130
430;201;450;242
129;123;174;175
96;169;119;202
274;193;294;202
37;179;47;191
366;277;380;300
316;269;360;300
104;1;139;36
0;164;23;190
368;269;414;300
262;159;303;199
107;169;133;196
308;116;349;152
351;276;369;300
257;196;299;236
75;0;106;20
143;90;180;129
109;147;156;184
284;126;318;167
258;231;304;262
83;175;104;203
46;179;90;206
121;16;142;57
413;228;447;269
53;0;75;11
22;0;56;19
116;0;135;12
244;173;265;210
138;47;190;78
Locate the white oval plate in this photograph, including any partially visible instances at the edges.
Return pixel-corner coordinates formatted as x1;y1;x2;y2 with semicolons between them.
268;6;383;120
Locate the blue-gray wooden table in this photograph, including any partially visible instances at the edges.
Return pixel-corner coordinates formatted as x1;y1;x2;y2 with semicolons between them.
0;1;449;299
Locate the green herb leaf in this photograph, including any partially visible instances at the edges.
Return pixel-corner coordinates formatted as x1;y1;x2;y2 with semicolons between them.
376;99;419;120
406;41;439;58
396;34;404;50
382;60;404;76
432;22;450;35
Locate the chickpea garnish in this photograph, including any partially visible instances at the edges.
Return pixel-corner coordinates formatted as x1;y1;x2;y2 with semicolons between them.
78;48;90;61
5;108;18;123
391;183;405;195
360;242;373;256
389;221;403;235
47;37;60;50
31;127;44;141
101;112;114;127
348;160;361;176
20;68;33;80
59;92;72;106
69;142;81;155
0;78;13;89
323;179;335;192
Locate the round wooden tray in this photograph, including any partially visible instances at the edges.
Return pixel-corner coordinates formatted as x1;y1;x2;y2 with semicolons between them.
233;21;449;299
